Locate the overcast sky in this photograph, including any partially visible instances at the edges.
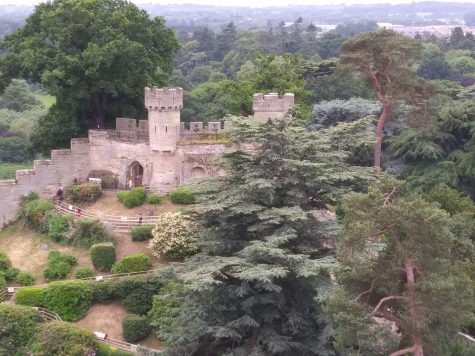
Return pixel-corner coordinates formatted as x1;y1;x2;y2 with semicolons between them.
1;0;474;7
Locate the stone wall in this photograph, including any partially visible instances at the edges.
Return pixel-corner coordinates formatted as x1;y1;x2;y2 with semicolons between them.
0;138;91;226
253;92;295;121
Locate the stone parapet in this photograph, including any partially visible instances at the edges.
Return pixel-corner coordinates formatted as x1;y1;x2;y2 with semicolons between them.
145;87;183;112
253;92;295;120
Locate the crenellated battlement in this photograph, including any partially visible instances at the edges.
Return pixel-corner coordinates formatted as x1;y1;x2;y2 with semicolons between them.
253;93;295;114
145;87;183;112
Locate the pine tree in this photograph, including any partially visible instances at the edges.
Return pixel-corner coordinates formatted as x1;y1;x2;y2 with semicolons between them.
150;118;374;356
328;177;474;356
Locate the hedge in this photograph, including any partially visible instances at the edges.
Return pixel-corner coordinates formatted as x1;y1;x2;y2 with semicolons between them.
122;314;151;343
43;251;77;281
90;275;162;315
169;187;195;204
111;253;150;274
15;286;44;307
117;188;147;208
0;304;41;353
65;182;102;203
31;321;96;356
131;225;154;241
0;274;5;291
96;343;134;356
90;243;116;272
40;280;93;322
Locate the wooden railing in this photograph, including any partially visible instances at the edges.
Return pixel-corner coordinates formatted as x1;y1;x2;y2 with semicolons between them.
35;307;62;322
458;332;475;345
78;269;155;282
55;201;160;231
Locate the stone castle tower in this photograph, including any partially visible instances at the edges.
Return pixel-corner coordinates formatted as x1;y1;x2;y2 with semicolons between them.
145;87;183;152
252;92;295;121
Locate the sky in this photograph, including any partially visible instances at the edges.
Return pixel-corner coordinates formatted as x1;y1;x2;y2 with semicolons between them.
1;0;474;6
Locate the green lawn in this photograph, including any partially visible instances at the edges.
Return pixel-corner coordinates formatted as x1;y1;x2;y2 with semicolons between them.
0;162;33;179
34;94;56;108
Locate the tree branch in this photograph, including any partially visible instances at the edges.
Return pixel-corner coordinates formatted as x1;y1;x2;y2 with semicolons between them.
352;280;375;303
384;187;397;205
389;345;416;356
372;295;408;315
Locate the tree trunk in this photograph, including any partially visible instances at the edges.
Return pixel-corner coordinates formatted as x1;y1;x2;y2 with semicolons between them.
394;238;424;356
91;93;107;129
374;103;391;168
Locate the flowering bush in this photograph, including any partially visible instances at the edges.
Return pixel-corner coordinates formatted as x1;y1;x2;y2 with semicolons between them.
148;212;197;258
65;183;102;203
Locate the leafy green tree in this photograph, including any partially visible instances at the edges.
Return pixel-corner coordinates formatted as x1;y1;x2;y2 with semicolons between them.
0;136;33;163
152;117;373;355
0;79;41;112
1;0;179;146
341;29;427;168
214;22;237;61
330;178;474;356
182;80;254;123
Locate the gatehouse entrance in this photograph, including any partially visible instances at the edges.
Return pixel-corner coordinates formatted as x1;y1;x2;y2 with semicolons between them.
127;161;144;188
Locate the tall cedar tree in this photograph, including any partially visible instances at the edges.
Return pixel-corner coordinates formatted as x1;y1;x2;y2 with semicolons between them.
340;29;429;168
0;0;179;151
329;178;474;356
151;117;373;356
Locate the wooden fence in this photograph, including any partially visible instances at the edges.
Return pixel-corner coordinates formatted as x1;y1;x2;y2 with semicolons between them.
458;332;475;345
55;201;160;232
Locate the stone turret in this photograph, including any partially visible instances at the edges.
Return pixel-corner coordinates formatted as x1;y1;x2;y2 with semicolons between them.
145;87;183;152
253;92;295;121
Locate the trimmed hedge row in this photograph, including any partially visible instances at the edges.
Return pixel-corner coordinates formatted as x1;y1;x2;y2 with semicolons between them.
169;187;195;204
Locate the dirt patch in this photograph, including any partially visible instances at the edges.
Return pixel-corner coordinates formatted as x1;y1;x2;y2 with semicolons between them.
0;222;93;284
80;191;186;217
113;232;155;261
75;301;128;340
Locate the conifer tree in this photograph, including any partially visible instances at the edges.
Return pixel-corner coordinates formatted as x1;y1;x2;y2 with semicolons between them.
329;177;474;356
150;118;373;356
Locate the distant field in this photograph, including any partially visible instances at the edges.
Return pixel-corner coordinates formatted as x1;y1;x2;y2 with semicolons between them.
0;162;33;179
34;93;56;108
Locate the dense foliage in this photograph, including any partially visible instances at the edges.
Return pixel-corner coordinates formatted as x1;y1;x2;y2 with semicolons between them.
169;187;195;204
111;253;151;274
15;286;44;307
43;250;77;281
41;280;93;321
0;304;41;354
22;198;54;230
122;314;151;343
131;225;154;241
65;182;102;203
90;243;116;272
149;212;196;258
117;188;147;208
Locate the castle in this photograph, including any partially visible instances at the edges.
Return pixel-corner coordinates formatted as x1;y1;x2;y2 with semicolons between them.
0;88;294;226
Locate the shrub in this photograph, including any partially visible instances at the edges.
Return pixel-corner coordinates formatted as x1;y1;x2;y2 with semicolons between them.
169;187;195;204
131;225;154;241
0;304;41;353
149;212;197;259
0;250;11;272
4;267;19;281
31;321;96;356
117;187;147;208
111;253;150;274
41;280;92;321
43;251;77;281
147;194;164;204
15;286;44;306
75;267;94;279
22;198;54;229
20;191;39;204
90;275;162;310
47;213;73;242
90;243;116;272
0;274;5;291
96;343;134;356
122;314;151;343
15;271;34;286
65;182;102;203
71;218;113;248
